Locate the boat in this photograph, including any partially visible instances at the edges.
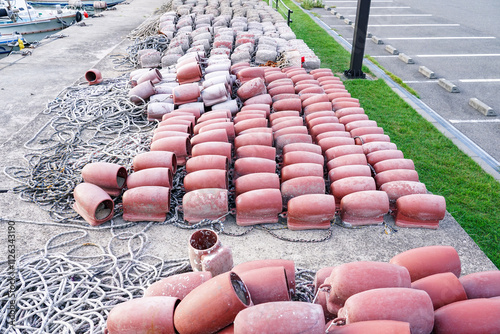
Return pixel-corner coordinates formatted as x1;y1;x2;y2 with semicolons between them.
0;0;83;43
27;0;125;10
0;32;24;53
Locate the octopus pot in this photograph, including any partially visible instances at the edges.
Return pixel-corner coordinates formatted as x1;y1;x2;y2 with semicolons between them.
306;116;340;129
155;123;192;136
327;154;368;171
238;266;291;304
234;118;268;135
173;272;252;334
328;164;372;183
325;145;364;161
242;93;272;106
161;110;197;122
176;61;202;84
459;270;500;299
122;185;169;219
158;118;194;132
185;155;228;173
201;83;230;107
182;188;228;224
191;141;232;161
326;320;411;334
132;151;176;174
127;167;172;189
73;182;114;226
349;126;385;138
373;158;415;174
147;102;175;121
143;271;213;299
212;99;240;115
310;123;346;140
234;172;280;196
280;162;323;183
268;84;295;97
361;142;398;156
85;69;103;85
273;126;309;140
336;288;434;334
302;94;330;108
265;71;288;84
234;132;273;149
291;73;314;84
129;80;156;105
339;190;389;226
314;266;335;293
318;137;356;153
175;106;202;119
235;145;276;161
332;101;360;111
233;157;276;179
353;133;390;145
411;272;467;310
338;113;369;125
136;68;162;85
366;149;405;166
172;83;201;105
299;86;326;95
233;113;265;125
81;162;127;196
379;181;427;212
272;98;302;112
313;132;352;144
233;301;325;334
281;176;326;206
271;116;303;129
275;134;313;152
389;245;461;282
316;278;336;322
184;169;228;192
240;103;271;116
105;296;179;334
191;128;229;147
236;66;265;82
433;298;500;334
344;120;378;132
196;120;235;139
150;136;191;166
330;176;377;208
287;194;335;230
237;78;267;101
283;151;324;167
322;261;411;316
282;142;322;155
395;194;446;229
197;110;232;123
303;102;335;116
235;188;283;226
328;91;352;101
188;229;233;277
272;93;301;102
269;110;300;123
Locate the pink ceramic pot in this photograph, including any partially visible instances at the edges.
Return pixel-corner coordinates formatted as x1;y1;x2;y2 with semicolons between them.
272;93;301;102
129;80;156;104
379;181;427;212
235;188;283;226
325;145;364;161
354;133;390;145
366;149;404;166
328;164;372;182
239;266;291;304
327;154;368;171
185;155;228;173
233;157;276;179
172;83;201;105
144;271;213;299
233;113;265;125
326;320;411;334
188;229;233;277
197;110;231;123
183;169;228;192
233;302;325;334
282;142;322;155
318;137;355;153
411;272;467;310
265;71;287;84
127;167;172;189
307;116;340;129
330;176;376;207
182;188;228;224
106;296;179;334
236;67;265;82
332;101;360;111
240;103;271;116
275;134;313;152
375;169;420;188
272;98;302;112
136;68;162;85
361;142;398;156
274;126;309;140
234;118;268;136
243;93;272;106
339;190;389;226
287;194;335;230
310;123;345;140
159;114;196;128
395;194;446;229
268;85;295;97
269;110;300;123
235;145;276;160
298;86;325;95
132;151;176;174
237;78;267;101
281;176;326;206
191;141;232;161
315;131;352;143
350;126;385;138
73;183;114;226
235;132;273;149
147;102;175;121
338;114;369;126
373;158;415;174
283;151;324;167
234;172;280;196
191;128;229;147
327;91;351;101
176;61;202;84
81;162;127;196
291;73;314;83
281;162;323;182
201;83;230;107
122;186;170;222
150;136;191;166
459;270;500;299
267;78;294;90
335;107;364;118
389;245;461;282
174;272;252;334
345;120;378;132
271;118;304;132
303;94;330;108
198;121;235;141
304;102;334;115
85;69;103;85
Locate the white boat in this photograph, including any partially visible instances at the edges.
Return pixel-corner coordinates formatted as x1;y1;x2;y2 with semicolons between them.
27;0;124;10
0;31;23;53
0;0;83;43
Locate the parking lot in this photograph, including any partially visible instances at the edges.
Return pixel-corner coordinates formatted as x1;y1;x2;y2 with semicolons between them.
315;0;500;175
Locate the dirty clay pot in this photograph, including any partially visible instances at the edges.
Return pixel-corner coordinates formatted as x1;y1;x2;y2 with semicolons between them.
234;172;280;196
287;194;335;230
132;151;176;174
273;126;309;140
395;194;446;229
389;245;461;282
273;98;302;112
237;77;267;101
272;93;301;103
176;61;202;84
236;188;282;226
459;270;500;299
265;71;287;84
302;94;330;108
344;120;378;132
81;162;127;196
327;153;368;171
155;123;192;136
144;271;213;299
150;136;191;166
137;68;162;85
243;93;272;106
122;186;170;222
373;158;414;174
127;167;172;189
375;169;420;188
174;272;252;334
191;141;232;161
191;128;229;147
236;145;276;161
85;69;103;85
233;302;325;334
281;162;323;182
411;272;467;310
182;188;228;224
366;149;404;166
353;133;390;145
314;130;352;142
269;110;300;123
332;101;360;111
267;78;293;90
201;83;230;107
240;103;271;116
129;80;156;104
275;134;313;152
304;102;334;115
73;183;114;226
172;83;201;106
106;296;179;334
306;116;340;129
328;164;372;183
326;320;411;334
268;85;295;98
334;107;364;118
330;176;376;208
281;176;326;206
282;142;322;155
238;266;291;304
298;85;325;96
340;190;389;226
233;157;276;179
185;155;228;173
325;145;364;161
338;113;369;126
271;117;304;132
349;126;385;138
236;66;265;82
318;137;355;153
147;102;175;121
234;118;268;136
198;121;235;141
310;123;346;140
379;181;427;212
188;229;233;277
197;110;231;123
184;169;228;192
235;132;273;149
233;113;265;125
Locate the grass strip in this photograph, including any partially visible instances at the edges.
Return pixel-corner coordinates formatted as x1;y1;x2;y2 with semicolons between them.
279;0;500;268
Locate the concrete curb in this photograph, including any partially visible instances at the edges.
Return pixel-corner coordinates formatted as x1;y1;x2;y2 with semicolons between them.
438;78;460;93
385;45;399;55
419;66;437;79
398;53;414;64
469;98;496;116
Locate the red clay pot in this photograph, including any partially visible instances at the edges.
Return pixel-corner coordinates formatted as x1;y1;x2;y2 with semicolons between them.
389;245;461;282
159;114;196;128
273;98;302;112
147;102;175;121
239;127;273;136
267;80;294;92
265;71;287;84
433;298;500;334
332;101;360;111
237;78;267;101
191;129;229;147
85;69;103;85
318;137;355;153
350;126;385;138
345;120;378;132
334;107;364;118
327;154;368;171
233;302;325;334
327;92;351;102
177;61;202;84
174;272;252;334
234;157;276;179
412;272;467;310
235;172;280;196
236;67;265;82
336;288;434;334
339;190;389;226
233;113;265;125
282;142;322;155
283;151;324;167
239;266;291;304
182;188;228;224
287;194;335;230
323;262;411;316
152;131;190;144
459;270;500;299
281;176;326;206
310;123;345;140
326;320;411;334
235;145;276;160
269;110;300;122
240;103;271;116
191;141;232;161
202;83;230;107
330;176;376;208
306;116;340;129
338;114;369;127
291;73;314;83
151;136;191;166
172;83;201;105
243;93;272;106
361;142;398;156
373;158;415;174
325;144;364;161
186;155;228;173
198;121;236;141
235;132;273;149
132;152;176;175
184;169;228;192
237;110;267;119
234;118;268;135
274;126;309;140
275;134;313;152
106;296;179;334
353;133;390;145
379;181;427;211
395;193;446;229
375;169;420;188
81;162;127;196
271;117;304;132
297;86;325;95
144;271;213;299
188;229;233;277
122;186;170;222
127;167;172;189
281;162;323;182
197;110;231;123
155;123;192;136
302;94;330;108
366;149;404;166
304;102;334;115
236;189;282;225
129;80;156;104
328;164;372;182
73;183;114;226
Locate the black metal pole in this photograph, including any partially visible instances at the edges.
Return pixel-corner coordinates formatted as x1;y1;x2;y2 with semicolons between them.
344;0;371;79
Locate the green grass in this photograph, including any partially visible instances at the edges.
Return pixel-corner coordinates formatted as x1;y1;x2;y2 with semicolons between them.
277;0;500;269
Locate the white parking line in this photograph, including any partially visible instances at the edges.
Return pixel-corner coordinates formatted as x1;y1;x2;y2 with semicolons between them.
324;0;393;2
366;14;433;17
449;119;500;124
369;24;460;27
385;36;495;40
417;53;500;57
459;79;500;83
403;81;438;84
335;6;410;9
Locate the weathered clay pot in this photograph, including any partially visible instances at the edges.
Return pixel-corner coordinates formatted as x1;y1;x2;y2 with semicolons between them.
336;288;434;334
127;167;172;189
281;162;323;182
330;176;377;208
379;181;427;212
459;270;500;299
122;186;170;222
185;155;228;173
333;107;364;118
73;183;114;226
350;126;385;138
106;296;179;334
233;302;325;334
188;229;233;277
144;271;213;299
240;103;271;116
237;78;267;101
283;151;324;167
182;188;228;224
235;172;280;196
150;136;191;166
332;100;360;111
236;66;265;82
155;123;192;135
433;298;500;334
272;98;302;112
314;266;336;293
340;190;389;226
236;189;283;226
326;320;411;333
265;71;287;84
328;164;372;182
281;176;326;206
327;91;352;101
354;133;390;145
287;194;335;230
85;69;103;85
389;245;461;282
269;110;300;123
272;93;301;102
275;134;313;152
282;142;322;155
373;158;415;174
318;137;356;153
271;117;304;132
327;154;368;171
361;142;398;156
267;78;294;91
307;116;340;129
243;93;272;106
137;68;162;85
325;145;364;161
411;272;467;310
395;193;446;229
129;80;156;104
291;73;314;83
234;118;268;135
233;157;276;179
304;102;334;115
175;106;202;119
315;134;353;146
298;86;325;96
366;149;404;166
235;132;273;149
147;102;175;121
302;94;330;108
345;120;378;132
212;99;240;115
191;141;232;161
191;128;229;147
184;169;228;192
160;112;197;125
197;110;231;123
238;266;291;304
274;126;309;140
233;113;265;125
158;118;194;132
132;151;176;174
338;114;369;127
172;83;201;106
176;61;202;84
81;162;127;196
201;83;230;107
235;145;276;160
310;123;345;140
174;272;252;334
375;169;420;188
198;121;235;141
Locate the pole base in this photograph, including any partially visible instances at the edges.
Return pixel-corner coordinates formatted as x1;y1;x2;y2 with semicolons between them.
344;69;366;79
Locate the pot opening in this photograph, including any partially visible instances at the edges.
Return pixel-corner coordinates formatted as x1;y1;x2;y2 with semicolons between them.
95;199;113;220
230;272;251;306
85;71;98;82
116;167;127;188
190;229;218;250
